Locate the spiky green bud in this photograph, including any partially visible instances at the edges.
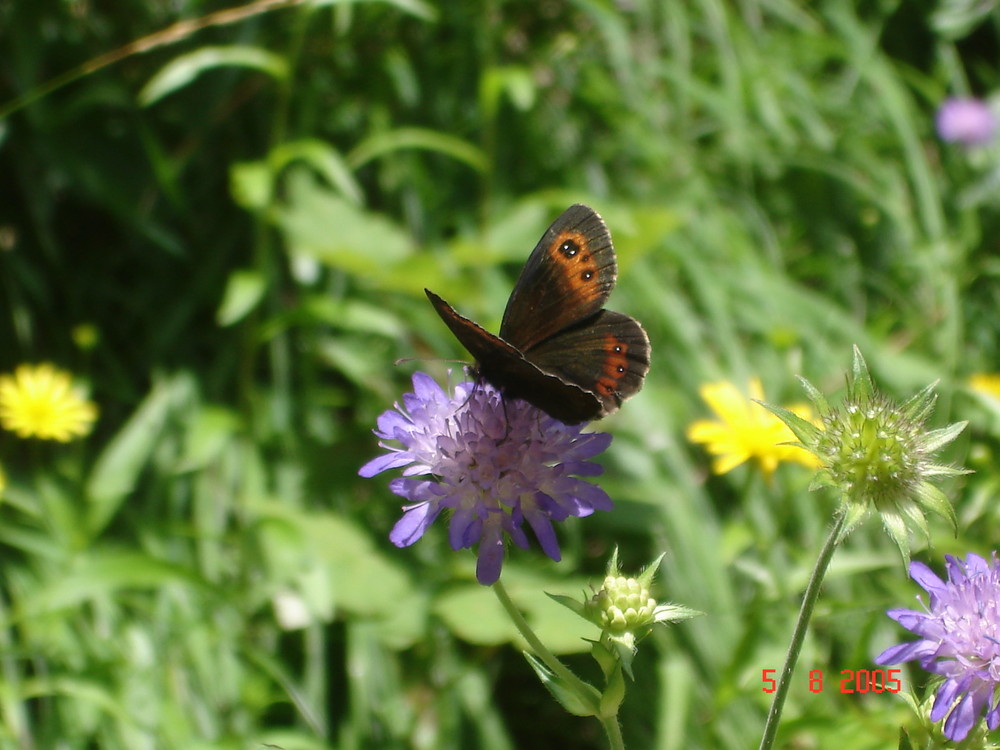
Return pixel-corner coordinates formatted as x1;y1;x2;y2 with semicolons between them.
765;347;969;563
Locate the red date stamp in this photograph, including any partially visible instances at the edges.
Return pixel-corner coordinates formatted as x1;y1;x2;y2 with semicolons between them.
761;668;902;693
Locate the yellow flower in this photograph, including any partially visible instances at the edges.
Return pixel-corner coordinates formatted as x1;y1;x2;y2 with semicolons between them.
0;364;98;441
969;373;1000;399
686;378;822;479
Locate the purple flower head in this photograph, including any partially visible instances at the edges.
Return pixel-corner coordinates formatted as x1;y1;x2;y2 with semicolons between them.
875;552;1000;742
936;97;997;147
359;372;614;585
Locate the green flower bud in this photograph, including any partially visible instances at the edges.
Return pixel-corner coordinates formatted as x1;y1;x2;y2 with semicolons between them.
764;347;969;563
587;575;658;634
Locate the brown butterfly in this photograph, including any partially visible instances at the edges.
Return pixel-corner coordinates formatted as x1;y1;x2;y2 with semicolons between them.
425;204;650;424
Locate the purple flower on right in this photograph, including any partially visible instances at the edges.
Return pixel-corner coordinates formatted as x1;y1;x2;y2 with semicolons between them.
936;97;997;147
875;552;1000;742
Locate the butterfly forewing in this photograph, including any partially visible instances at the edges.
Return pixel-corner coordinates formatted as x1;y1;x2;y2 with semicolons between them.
425;289;602;423
499;204;616;352
425;290;517;365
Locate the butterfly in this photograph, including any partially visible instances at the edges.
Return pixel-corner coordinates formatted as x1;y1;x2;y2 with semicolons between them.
424;204;650;424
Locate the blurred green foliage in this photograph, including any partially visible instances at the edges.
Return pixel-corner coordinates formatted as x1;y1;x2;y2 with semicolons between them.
2;0;1000;748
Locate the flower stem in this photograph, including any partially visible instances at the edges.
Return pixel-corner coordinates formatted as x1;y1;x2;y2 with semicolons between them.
600;715;626;750
491;579;592;696
491;580;621;748
757;511;847;750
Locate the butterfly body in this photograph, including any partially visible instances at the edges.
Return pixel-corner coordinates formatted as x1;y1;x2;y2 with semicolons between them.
425;204;650;424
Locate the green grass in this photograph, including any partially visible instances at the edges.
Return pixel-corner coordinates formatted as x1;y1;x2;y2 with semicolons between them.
1;0;999;748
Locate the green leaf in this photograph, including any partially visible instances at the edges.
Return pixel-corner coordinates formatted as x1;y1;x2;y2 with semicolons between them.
837;504;869;544
914;482;958;529
217;269;267;326
24;550;207;616
899;381;939;423
230;160;275;210
269;139;363;206
637;552;666;588
303;296;407;338
274;172;413;274
86;374;194;535
253;505;425;648
434;586;519;645
759;402;821;446
347;127;488;172
177;406;241;471
899;499;930;541
480;66;536;120
849;345;876;398
651;603;703;625
232;140;364;211
139;45;289;105
881;510;911;565
921;420;968;453
546;592;587;619
523;652;601;717
796;375;830;414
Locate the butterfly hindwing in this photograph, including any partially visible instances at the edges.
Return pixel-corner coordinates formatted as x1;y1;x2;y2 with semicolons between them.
499;204;617;352
524;310;650;417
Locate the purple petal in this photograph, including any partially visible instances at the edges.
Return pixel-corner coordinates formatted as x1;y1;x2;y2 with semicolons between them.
390;502;443;547
358;450;413;477
564;433;614;460
931;677;966;721
560;460;605;477
410;370;445;400
476;525;505;585
505;509;531;550
534;491;571;522
885;608;934;632
942;686;980;741
910;561;946;595
944;555;971;586
523;511;561;561
375;409;412;438
963;552;990;576
448;506;482;550
566;481;614;513
988;693;1000;730
388;477;436;501
937;97;997;146
874;639;937;665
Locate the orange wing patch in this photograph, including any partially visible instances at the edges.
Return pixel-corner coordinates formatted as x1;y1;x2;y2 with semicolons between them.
547;231;603;303
594;334;630;399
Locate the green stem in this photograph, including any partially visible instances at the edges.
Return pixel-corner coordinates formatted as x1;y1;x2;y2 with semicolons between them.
491;579;590;695
491;581;622;749
757;511;847;750
600;714;626;750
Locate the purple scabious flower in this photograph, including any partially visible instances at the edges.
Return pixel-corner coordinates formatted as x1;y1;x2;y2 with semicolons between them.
936;97;997;147
875;552;1000;742
359;372;614;585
